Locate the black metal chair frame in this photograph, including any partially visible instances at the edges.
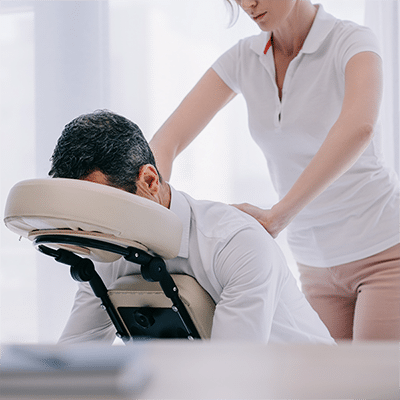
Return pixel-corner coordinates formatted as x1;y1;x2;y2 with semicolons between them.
34;234;201;343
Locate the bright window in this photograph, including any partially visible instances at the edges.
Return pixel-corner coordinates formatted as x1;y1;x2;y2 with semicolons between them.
0;10;37;343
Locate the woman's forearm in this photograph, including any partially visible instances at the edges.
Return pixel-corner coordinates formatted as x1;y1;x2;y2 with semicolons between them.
274;52;382;227
273;120;374;228
235;52;383;237
150;68;236;181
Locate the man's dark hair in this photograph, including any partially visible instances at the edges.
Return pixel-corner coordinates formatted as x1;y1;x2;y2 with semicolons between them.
49;110;161;193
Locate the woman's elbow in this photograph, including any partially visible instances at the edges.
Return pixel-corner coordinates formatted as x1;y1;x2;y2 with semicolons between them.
358;122;375;143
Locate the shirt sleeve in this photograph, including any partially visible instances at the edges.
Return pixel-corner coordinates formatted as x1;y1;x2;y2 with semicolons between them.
211;42;242;94
337;24;381;74
58;281;116;344
210;225;288;341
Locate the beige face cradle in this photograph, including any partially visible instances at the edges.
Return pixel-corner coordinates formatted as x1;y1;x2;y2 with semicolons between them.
4;178;215;340
4;178;183;262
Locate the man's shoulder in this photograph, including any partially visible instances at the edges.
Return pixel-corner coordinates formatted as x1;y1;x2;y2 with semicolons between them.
181;191;268;241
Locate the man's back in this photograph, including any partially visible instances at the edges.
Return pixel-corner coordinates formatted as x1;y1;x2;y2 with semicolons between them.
166;188;334;343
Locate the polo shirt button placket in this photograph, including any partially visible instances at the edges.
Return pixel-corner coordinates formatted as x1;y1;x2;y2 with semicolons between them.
277;89;284;128
279;59;297;128
274;88;282;130
274;105;281;130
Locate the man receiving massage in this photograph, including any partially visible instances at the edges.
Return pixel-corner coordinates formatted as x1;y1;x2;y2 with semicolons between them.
50;110;333;344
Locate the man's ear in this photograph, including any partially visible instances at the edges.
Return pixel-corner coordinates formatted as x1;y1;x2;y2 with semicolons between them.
136;164;160;197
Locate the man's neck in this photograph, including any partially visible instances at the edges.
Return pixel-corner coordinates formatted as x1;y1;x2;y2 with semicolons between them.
160;181;172;209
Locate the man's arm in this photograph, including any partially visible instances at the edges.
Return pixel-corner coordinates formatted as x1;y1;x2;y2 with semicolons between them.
211;225;287;341
58;282;116;344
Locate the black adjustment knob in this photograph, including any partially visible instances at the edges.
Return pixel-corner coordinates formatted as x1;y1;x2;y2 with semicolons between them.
134;309;155;328
70;258;96;282
141;257;166;282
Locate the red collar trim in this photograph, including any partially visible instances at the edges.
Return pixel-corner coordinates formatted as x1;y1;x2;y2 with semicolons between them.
263;37;272;55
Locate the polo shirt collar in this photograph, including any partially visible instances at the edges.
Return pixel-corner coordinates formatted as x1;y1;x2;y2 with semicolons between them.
250;31;271;56
168;185;190;259
250;4;337;56
301;4;337;54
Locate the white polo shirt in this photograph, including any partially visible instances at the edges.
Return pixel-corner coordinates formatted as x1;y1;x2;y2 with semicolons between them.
212;4;399;267
59;186;334;344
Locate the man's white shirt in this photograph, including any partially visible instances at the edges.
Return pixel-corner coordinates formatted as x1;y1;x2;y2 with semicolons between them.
59;187;334;344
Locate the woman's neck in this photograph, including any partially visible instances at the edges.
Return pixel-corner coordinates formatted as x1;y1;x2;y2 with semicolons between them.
272;2;318;57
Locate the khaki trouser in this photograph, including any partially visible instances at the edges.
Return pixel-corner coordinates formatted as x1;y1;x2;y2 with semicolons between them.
298;243;400;341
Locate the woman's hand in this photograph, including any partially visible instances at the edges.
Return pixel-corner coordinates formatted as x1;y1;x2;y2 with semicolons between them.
232;203;290;238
